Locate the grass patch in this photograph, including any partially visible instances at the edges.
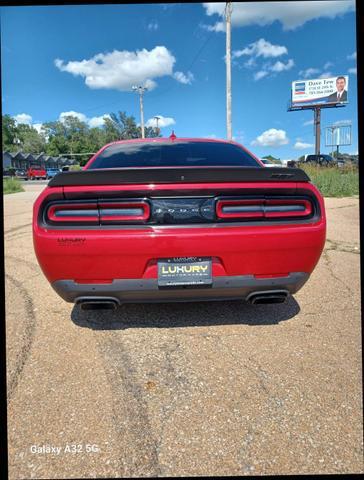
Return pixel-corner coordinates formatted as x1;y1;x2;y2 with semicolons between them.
299;164;359;197
3;177;24;194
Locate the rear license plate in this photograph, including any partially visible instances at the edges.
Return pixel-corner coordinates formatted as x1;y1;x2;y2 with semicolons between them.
158;257;212;287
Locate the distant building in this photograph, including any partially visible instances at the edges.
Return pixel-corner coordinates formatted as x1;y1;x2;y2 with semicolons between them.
2;151;77;170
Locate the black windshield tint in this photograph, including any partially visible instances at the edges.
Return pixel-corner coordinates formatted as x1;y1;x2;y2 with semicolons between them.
88;141;261;169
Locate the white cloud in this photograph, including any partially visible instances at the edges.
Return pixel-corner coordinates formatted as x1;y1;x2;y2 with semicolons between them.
294;140;314;150
254;70;269;81
244;57;257;68
270;58;294;72
303;119;314;126
59;111;112;128
202;1;355;31
173;71;194;84
12;114;47;134
298;67;320;79
319;71;332;78
145;115;176;128
201;21;225;32
59;111;87;123
348;67;357;74
253;59;293;80
33;123;43;134
347;51;356;60
233;38;287;58
55;46;176;91
147;21;159;31
14;113;32;125
333;119;352;126
251;128;289;147
299;64;333;80
88;114;112;128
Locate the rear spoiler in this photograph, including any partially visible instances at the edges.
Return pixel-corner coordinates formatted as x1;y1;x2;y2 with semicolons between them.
48;166;310;187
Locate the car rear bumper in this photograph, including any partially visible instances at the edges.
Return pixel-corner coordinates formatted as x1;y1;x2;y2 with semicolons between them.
51;271;309;304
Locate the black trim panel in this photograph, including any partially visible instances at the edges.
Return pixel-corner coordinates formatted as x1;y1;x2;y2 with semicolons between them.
48;166;310;187
51;272;310;303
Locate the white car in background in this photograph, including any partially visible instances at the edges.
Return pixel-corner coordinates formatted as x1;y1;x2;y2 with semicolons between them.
260;159;284;168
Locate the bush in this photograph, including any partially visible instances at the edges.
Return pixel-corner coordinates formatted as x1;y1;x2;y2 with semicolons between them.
299;164;359;197
69;164;82;171
3;177;24;194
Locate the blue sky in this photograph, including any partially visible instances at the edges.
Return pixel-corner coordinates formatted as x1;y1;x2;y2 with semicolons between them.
1;1;358;159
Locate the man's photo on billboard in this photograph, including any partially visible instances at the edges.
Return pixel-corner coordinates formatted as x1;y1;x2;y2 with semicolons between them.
326;76;348;103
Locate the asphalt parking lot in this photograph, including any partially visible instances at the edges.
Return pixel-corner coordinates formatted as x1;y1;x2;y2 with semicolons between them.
5;183;363;478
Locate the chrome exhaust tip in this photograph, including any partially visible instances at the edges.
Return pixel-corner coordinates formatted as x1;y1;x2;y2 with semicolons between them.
76;297;120;310
246;290;289;305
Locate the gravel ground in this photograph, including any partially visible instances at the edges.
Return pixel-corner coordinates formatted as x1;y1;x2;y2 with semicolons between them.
5;185;363;478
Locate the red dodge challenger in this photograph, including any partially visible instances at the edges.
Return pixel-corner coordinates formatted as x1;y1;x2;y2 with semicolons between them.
33;136;326;310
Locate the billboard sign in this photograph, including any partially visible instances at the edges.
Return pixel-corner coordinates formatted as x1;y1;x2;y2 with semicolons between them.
291;75;349;107
325;124;352;147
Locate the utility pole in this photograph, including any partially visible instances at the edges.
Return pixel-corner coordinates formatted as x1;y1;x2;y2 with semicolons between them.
314;107;321;156
132;85;148;138
225;2;232;140
153;116;161;136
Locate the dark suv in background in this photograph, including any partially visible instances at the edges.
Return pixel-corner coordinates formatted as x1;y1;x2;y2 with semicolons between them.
301;154;344;167
287;154;344;168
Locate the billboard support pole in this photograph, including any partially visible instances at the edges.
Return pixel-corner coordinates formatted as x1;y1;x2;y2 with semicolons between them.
314;107;321;156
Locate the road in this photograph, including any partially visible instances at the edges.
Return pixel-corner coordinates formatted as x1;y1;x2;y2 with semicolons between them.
5;183;363;478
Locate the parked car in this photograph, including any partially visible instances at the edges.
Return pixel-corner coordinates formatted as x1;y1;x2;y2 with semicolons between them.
260;159;283;168
15;169;27;179
27;166;47;180
46;168;61;179
33;137;326;310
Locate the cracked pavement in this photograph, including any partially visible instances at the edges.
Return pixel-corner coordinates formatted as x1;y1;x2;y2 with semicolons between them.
5;185;363;478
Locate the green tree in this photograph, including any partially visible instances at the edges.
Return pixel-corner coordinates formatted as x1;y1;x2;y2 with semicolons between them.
106;111;160;140
2;115;19;152
16;124;46;153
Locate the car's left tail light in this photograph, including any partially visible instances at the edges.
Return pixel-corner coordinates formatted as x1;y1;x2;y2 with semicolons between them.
46;202;99;225
44;199;150;226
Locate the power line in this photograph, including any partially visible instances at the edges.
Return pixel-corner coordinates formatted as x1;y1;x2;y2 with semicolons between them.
225;2;232;140
148;28;217;99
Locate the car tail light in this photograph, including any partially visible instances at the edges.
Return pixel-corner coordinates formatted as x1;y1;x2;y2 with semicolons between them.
47;203;99;224
216;199;265;219
216;197;313;221
99;201;150;224
264;199;312;218
44;199;150;226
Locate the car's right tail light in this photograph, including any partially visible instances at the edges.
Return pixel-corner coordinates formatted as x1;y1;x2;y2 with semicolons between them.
216;197;313;221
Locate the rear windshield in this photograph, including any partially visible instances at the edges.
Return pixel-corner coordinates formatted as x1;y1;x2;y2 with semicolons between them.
88;141;261;169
